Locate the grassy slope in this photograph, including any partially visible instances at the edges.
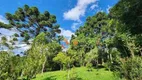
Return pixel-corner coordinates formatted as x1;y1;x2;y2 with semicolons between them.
33;67;120;80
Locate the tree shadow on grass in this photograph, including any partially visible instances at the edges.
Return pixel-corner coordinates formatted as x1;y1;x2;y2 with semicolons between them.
42;75;83;80
76;78;83;80
43;76;57;80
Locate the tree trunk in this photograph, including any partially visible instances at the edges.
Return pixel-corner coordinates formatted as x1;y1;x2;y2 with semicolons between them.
60;64;62;70
140;51;142;56
41;56;47;73
140;48;142;56
109;53;112;63
128;46;134;58
20;70;24;78
67;63;70;80
127;42;134;58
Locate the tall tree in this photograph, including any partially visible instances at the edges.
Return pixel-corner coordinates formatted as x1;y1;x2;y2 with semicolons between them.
5;5;61;42
70;12;119;66
110;0;142;56
110;0;142;35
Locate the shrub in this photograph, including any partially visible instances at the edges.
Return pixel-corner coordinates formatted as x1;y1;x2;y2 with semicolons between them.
86;62;93;71
118;57;142;80
66;67;80;80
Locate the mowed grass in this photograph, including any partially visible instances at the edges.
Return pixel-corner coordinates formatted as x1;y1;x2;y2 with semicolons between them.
33;67;120;80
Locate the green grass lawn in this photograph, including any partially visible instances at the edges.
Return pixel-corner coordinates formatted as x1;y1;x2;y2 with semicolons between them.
33;67;120;80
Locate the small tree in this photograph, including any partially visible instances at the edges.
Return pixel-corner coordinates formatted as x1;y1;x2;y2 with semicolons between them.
85;47;98;68
24;44;49;79
86;63;93;71
0;51;24;80
118;57;142;80
53;52;71;70
67;67;80;80
0;51;12;79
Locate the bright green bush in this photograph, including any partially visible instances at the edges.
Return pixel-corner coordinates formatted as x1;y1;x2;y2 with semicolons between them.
86;62;93;71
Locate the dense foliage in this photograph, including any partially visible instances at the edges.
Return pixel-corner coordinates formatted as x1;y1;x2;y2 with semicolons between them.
0;0;142;80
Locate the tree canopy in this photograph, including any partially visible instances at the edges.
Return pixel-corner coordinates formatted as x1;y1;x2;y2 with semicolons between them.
5;5;61;42
110;0;142;35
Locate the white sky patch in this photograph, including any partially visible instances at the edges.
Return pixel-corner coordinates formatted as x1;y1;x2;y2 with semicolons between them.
0;28;16;36
0;28;31;54
59;28;74;44
96;7;104;13
63;0;98;31
0;15;8;24
106;5;112;13
60;28;74;38
13;44;31;55
59;28;74;52
63;0;97;21
90;4;98;10
71;22;82;31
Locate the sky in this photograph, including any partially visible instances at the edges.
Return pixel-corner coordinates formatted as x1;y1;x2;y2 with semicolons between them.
0;0;119;54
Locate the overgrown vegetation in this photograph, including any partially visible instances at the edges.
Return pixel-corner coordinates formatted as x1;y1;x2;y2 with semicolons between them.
0;0;142;80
